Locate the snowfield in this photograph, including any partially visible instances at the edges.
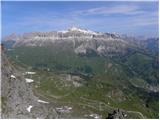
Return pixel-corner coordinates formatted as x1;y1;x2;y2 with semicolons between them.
25;78;34;83
26;105;33;112
10;75;16;79
56;106;72;113
37;99;49;104
89;114;101;119
25;72;36;75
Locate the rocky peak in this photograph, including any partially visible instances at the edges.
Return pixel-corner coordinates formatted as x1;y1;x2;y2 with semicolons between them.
68;26;81;31
2;27;134;57
2;33;18;41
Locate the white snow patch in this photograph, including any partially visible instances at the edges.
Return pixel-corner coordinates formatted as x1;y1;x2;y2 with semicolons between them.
56;106;72;113
97;45;105;53
89;114;100;119
37;99;49;104
25;72;36;75
67;107;72;110
11;75;16;79
25;78;34;83
26;105;33;112
69;27;98;35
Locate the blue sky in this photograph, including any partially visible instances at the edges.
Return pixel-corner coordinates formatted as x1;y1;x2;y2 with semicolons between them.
2;1;159;37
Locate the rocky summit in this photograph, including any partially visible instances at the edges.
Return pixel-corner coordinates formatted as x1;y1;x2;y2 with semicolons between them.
3;27;138;57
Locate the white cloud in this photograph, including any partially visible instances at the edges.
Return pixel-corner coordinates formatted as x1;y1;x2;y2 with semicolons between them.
4;3;157;36
75;4;148;16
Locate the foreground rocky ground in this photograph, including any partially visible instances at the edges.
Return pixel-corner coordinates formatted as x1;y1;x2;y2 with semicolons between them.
1;51;60;118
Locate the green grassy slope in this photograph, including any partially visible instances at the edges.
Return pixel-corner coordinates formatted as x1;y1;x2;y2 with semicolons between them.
7;46;159;118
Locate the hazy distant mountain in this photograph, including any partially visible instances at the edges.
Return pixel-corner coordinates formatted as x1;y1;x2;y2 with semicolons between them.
3;27;157;57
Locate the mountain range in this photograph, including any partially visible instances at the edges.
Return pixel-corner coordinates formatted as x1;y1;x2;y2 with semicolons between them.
1;27;159;118
2;27;157;56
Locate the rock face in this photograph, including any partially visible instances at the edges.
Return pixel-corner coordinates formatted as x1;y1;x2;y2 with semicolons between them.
106;109;127;119
3;27;158;57
2;27;135;56
1;48;58;118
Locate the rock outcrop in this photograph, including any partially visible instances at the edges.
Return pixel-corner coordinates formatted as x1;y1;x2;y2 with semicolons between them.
106;109;127;119
2;27;135;57
1;46;58;118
